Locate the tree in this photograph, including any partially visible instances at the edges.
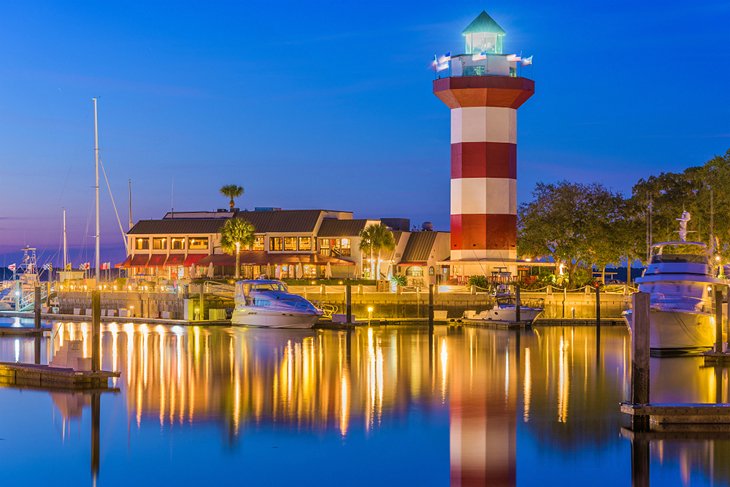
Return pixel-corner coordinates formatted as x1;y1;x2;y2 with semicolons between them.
359;224;396;279
518;181;635;285
220;184;244;210
220;218;256;279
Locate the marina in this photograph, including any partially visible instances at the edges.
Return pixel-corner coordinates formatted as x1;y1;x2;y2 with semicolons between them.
3;2;730;485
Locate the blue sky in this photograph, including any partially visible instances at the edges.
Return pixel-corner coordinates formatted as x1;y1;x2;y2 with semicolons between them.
1;1;730;264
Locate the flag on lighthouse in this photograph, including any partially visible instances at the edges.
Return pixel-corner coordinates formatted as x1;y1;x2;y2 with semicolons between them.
101;262;111;270
79;262;90;271
8;264;16;272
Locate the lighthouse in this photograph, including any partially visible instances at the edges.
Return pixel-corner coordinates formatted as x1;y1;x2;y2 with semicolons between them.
434;11;534;278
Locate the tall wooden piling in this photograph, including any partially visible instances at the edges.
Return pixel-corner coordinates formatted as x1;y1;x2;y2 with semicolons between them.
345;284;352;324
33;285;41;329
428;284;434;327
715;286;723;354
91;392;100;481
515;285;521;322
595;285;601;327
631;292;650;431
91;291;101;373
199;289;205;321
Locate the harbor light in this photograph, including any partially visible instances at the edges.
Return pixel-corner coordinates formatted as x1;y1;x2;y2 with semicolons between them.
367;306;374;324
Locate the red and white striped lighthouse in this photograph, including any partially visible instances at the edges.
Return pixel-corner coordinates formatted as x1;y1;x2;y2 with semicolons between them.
434;11;534;276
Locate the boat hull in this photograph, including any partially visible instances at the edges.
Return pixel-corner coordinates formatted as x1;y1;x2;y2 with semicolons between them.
466;306;542;324
626;308;716;355
231;308;320;329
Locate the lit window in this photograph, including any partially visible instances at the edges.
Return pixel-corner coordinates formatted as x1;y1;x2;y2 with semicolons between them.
135;238;149;250
188;237;209;250
406;266;424;277
298;237;312;251
252;236;265;251
171;237;185;250
283;237;297;251
152;237;167;250
270;237;283;251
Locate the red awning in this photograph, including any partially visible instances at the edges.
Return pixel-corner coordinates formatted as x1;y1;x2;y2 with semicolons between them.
165;254;185;266
130;254;149;267
148;254;166;267
184;254;208;266
117;255;133;268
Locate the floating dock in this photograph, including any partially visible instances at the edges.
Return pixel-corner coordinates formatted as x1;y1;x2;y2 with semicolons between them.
621;402;730;425
0;362;119;390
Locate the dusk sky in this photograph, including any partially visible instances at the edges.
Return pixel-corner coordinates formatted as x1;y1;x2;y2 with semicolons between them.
2;1;730;265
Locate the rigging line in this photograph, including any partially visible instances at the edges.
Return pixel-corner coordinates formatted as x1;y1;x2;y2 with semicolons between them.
99;157;129;254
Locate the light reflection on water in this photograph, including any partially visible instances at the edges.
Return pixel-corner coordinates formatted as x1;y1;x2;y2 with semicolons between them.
0;319;729;485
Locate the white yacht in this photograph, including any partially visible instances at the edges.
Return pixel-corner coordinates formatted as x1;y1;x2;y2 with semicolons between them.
626;212;725;355
231;279;322;329
464;294;543;324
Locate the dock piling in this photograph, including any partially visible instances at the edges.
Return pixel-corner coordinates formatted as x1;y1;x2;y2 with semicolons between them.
715;285;723;354
515;285;521;322
631;292;650;431
595;285;601;328
428;284;434;327
34;285;41;330
91;290;101;373
345;284;352;324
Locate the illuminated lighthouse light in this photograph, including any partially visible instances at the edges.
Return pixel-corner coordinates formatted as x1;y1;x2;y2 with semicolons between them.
433;10;534;278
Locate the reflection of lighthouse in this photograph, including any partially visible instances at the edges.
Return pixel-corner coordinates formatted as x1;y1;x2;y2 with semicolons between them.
434;11;534;278
449;328;516;486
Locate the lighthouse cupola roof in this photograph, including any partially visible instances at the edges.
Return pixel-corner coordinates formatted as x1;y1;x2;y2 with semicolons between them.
462;11;506;55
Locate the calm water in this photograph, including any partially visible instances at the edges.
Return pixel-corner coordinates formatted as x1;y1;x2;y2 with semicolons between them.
0;317;728;486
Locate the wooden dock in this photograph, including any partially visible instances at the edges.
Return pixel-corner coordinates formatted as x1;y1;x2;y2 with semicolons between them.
621;402;730;425
0;362;119;390
0;326;51;336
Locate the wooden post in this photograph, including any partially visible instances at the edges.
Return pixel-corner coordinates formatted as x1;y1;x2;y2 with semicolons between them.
632;292;650;431
631;435;650;487
428;284;434;327
91;290;101;373
91;392;100;482
725;285;730;353
345;284;352;324
199;289;205;321
715;286;723;354
562;286;567;319
515;285;521;322
595;285;601;328
34;285;41;329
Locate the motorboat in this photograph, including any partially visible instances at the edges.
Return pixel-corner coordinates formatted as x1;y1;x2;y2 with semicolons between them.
464;294;543;324
231;279;322;329
625;212;725;356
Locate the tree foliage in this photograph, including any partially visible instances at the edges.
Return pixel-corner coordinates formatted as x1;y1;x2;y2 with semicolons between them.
359;224;396;279
220;218;256;255
518;181;639;285
220;184;244;210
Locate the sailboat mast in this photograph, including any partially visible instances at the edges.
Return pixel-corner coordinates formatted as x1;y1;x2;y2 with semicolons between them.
93;98;100;282
62;208;68;271
128;179;133;230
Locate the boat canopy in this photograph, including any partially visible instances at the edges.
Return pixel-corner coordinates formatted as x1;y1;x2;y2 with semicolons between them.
650;241;709;264
236;279;289;294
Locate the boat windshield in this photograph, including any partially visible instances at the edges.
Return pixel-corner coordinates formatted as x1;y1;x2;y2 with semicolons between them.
250;282;288;293
651;244;709;264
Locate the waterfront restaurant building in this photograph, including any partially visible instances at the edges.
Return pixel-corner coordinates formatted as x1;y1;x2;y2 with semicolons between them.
119;208;450;284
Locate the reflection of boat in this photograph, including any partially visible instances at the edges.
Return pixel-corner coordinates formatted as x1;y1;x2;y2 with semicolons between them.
231;279;322;328
464;295;543;324
625;212;725;355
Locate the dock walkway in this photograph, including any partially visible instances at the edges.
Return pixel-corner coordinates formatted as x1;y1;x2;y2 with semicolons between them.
0;362;119;390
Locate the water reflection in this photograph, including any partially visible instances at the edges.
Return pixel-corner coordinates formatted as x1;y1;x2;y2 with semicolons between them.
5;321;730;485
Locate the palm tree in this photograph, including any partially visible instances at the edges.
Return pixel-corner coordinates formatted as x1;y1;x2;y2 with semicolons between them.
359;224;396;280
220;218;256;278
220;184;244;210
